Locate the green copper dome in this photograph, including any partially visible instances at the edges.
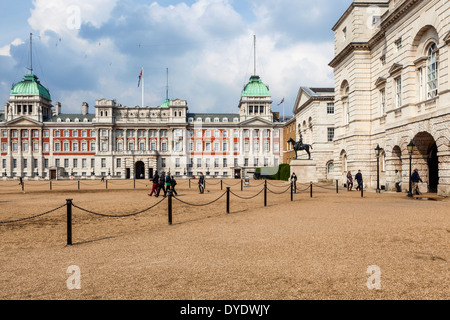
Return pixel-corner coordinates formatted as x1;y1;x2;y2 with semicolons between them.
241;75;270;97
10;74;51;100
160;98;170;108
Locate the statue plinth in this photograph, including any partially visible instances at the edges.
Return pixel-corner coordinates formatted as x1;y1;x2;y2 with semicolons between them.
290;159;318;183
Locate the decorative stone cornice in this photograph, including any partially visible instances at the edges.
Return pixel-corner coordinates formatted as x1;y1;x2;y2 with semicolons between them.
329;42;371;68
375;77;387;87
389;63;403;75
330;0;425;69
444;32;450;45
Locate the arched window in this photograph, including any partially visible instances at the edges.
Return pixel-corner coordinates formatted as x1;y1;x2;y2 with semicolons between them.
427;43;438;99
341;81;350;125
327;161;334;174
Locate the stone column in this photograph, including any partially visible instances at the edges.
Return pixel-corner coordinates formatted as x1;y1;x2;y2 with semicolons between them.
438;151;450;197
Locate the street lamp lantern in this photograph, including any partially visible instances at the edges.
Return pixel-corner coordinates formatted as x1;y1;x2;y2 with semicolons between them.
407;140;415;155
407;140;415;197
375;144;382;193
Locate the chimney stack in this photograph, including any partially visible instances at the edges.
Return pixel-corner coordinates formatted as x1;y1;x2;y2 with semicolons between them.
55;102;61;116
82;102;89;115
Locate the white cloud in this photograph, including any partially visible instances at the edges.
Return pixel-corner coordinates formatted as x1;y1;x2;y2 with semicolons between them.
0;38;25;56
28;0;119;40
10;0;337;115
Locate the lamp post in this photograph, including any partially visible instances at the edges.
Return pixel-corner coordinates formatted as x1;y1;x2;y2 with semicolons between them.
407;140;415;198
375;144;382;193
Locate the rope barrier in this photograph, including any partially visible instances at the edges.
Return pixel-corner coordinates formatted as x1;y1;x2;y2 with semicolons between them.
72;197;166;218
230;188;264;200
0;204;66;224
173;192;227;207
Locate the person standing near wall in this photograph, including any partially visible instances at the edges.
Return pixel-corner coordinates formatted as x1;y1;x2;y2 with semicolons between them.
395;169;402;192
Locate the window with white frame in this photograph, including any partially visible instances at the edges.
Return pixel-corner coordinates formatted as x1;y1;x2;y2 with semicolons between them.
395;77;402;108
427;43;438;99
327;128;335;142
380;89;386;116
327;103;335;114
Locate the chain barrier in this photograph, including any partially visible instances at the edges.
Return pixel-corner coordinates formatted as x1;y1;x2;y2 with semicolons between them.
267;181;290;188
72;197;167;218
267;186;291;195
173;192;227;207
230;188;264;200
222;181;241;187
312;183;342;191
0;204;66;224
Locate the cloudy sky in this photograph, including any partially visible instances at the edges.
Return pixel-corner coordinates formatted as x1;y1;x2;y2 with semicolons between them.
0;0;352;115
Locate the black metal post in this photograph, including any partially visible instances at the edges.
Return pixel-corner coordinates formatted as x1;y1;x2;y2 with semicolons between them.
21;181;24;192
226;187;230;214
290;181;293;202
241;178;243;191
189;178;191;189
168;190;173;225
66;199;73;246
310;182;313;198
264;180;267;207
106;179;108;190
408;154;413;197
221;179;223;191
336;179;339;194
50;180;52;191
78;180;80;191
361;184;364;198
376;156;381;193
134;179;136;189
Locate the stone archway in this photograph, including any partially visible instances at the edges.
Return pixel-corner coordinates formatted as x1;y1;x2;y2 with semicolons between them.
135;161;145;180
412;132;439;193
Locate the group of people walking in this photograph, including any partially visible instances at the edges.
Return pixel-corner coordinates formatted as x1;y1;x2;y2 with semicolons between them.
148;172;207;197
346;168;424;195
148;171;178;197
346;170;364;192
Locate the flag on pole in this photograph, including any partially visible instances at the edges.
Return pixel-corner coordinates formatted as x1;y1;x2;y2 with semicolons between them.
138;69;143;88
278;98;285;106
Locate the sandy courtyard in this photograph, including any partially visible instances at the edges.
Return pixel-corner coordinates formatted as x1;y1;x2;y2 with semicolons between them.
0;179;448;300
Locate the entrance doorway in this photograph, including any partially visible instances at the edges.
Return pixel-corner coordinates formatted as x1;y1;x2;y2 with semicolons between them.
413;132;439;193
135;161;145;180
428;143;439;193
50;170;57;180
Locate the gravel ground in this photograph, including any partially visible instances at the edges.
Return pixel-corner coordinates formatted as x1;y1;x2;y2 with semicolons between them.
0;179;448;300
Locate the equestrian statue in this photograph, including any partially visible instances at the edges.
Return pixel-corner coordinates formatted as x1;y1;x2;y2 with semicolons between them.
287;132;313;160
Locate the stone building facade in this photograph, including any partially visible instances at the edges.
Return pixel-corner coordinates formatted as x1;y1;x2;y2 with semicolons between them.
329;0;450;196
291;87;336;182
0;73;284;180
282;117;296;164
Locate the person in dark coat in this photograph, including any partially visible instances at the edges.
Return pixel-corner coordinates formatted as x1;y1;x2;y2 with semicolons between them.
355;170;363;191
411;169;423;195
198;172;205;194
156;172;166;197
170;175;178;196
149;171;159;197
290;173;298;193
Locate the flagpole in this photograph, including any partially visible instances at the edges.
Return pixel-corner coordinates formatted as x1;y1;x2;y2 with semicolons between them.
142;67;144;108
